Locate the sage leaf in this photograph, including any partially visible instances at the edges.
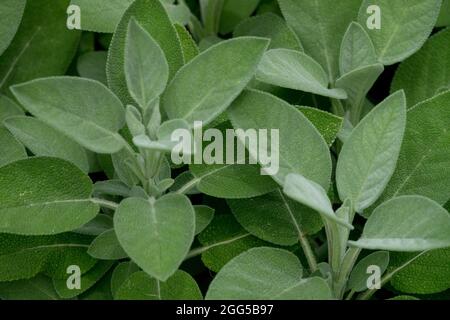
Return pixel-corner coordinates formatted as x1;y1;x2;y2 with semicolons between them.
174;24;199;64
228;188;323;246
0;127;26;167
370;91;450;214
206;247;333;300
197;214;269;272
114;195;195;281
349;196;450;251
219;0;260;35
74;214;113;236
163;37;269;126
390;249;450;294
194;205;215;235
111;261;140;298
4;116;90;173
256;49;348;99
391;28;450;107
228;90;332;188
107;0;184;104
0;275;59;300
125;18;169;110
0;157;99;235
11;77;126;154
0;0;80;95
357;0;442;65
77;51;108;85
347;251;389;292
234;13;303;51
0;0;26;56
0;94;24;123
0;233;96;282
88;229;128;260
53;261;114;299
437;0;450;26
284;173;353;229
115;270;202;300
298;107;343;147
278;0;361;81
336;91;406;212
339;22;378;75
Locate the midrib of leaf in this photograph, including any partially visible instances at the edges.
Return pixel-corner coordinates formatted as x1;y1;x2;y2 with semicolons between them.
29;281;58;300
147;198;163;275
1;243;90;258
185;233;251;259
0;27;42;89
2;198;93;210
180;87;215;121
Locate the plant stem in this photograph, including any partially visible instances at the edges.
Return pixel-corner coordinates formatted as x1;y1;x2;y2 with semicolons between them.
334;247;362;299
298;231;319;273
357;251;428;300
91;198;120;210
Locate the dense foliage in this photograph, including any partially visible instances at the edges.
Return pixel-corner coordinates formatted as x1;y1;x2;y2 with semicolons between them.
0;0;449;300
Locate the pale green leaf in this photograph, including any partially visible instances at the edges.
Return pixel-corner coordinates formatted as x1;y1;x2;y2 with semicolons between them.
336;91;406;212
4;116;90;173
279;0;361;81
125;18;169;109
256;49;347;99
0;127;26;167
11;77;125;154
163;37;269;126
339;22;378;75
219;0;260;35
194;205;215;235
228;90;332;188
110;261;139;298
349;196;450;251
358;0;442;65
107;0;184;104
77;51;108;85
114;195;195;281
234;13;303;51
347;251;389;292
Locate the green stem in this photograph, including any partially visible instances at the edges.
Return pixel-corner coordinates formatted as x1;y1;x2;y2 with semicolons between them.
298;231;318;273
334;247;362;299
175;177;199;195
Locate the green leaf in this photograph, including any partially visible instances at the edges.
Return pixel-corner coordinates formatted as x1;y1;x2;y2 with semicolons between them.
0;0;26;56
390;249;450;294
197;214;269;272
88;230;128;260
114;195;195;281
110;261;140;298
278;0;361;81
437;0;450;26
348;251;389;292
0;0;80;95
11;77;125;154
336;91;406;212
174;24;199;64
70;0;134;33
4;116;90;173
0;275;59;300
107;0;184;104
206;247;333;300
115;270;202;300
370;91;450;214
200;0;225;36
349;196;450;251
219;0;260;35
0;157;100;235
0;127;26;167
335;64;384;121
358;0;442;65
339;22;378;75
391;28;450;107
125;18;169;110
194;205;215;235
74;214;113;236
228;90;332;188
163;37;269;126
53;261;115;299
0;94;24;124
284;173;353;229
228;188;323;246
256;49;347;99
298;107;343;146
234;13;303;51
0;232;96;282
77;51;108;85
80;270;114;300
